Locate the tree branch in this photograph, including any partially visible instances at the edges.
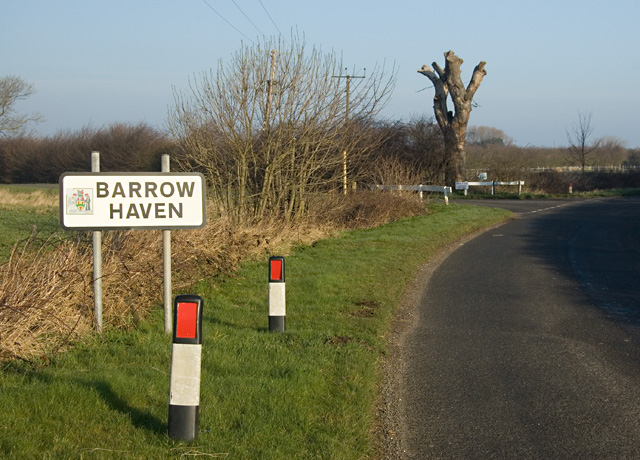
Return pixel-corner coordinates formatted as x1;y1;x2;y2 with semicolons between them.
466;62;487;101
417;65;450;128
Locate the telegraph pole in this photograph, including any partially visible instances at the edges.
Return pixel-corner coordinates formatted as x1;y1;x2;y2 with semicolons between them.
333;69;365;194
265;49;277;132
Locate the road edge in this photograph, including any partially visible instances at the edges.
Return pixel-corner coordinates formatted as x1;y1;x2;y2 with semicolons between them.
375;218;513;459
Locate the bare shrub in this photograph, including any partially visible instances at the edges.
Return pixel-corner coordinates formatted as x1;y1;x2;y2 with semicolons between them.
0;123;175;184
370;117;446;184
169;35;395;220
466;145;530;181
307;191;425;229
371;157;425;187
522;171;569;194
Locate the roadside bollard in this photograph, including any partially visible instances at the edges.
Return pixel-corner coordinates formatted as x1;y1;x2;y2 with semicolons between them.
168;294;203;442
268;256;286;332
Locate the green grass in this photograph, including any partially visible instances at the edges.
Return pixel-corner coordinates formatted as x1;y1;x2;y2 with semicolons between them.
0;203;511;459
0;207;62;261
0;184;61;262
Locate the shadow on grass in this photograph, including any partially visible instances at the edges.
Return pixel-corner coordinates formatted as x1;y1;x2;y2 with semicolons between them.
77;378;166;435
1;367;167;436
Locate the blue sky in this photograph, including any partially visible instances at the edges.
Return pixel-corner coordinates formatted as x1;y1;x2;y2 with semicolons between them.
4;0;640;147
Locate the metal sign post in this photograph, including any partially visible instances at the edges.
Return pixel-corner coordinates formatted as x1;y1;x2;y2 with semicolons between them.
91;151;103;333
59;160;206;333
162;155;172;334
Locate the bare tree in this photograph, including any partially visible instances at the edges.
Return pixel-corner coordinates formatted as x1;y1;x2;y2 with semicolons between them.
594;135;627;166
169;35;395;219
0;76;42;137
627;149;640;167
418;51;486;186
565;111;601;171
467;125;513;147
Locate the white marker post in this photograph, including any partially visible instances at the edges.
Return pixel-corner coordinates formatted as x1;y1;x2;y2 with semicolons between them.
168;294;203;442
268;256;286;332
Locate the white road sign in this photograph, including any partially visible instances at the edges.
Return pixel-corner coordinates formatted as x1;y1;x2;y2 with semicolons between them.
60;173;206;230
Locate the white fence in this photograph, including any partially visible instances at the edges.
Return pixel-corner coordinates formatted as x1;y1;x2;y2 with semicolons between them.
374;181;525;200
529;165;639;173
373;184;453;204
456;181;524;196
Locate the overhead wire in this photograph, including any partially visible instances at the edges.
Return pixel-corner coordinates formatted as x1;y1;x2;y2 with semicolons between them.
230;0;266;37
199;0;287;46
258;0;286;41
200;0;254;43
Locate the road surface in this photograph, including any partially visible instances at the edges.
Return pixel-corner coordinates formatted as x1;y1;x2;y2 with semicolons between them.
398;197;640;459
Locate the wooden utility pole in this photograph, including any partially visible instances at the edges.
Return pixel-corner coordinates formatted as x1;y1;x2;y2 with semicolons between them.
333;69;365;194
265;49;277;131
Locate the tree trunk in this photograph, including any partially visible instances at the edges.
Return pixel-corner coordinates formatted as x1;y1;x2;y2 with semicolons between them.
418;51;486;186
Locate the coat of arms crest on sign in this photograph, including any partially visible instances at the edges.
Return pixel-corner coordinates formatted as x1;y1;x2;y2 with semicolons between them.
66;188;93;215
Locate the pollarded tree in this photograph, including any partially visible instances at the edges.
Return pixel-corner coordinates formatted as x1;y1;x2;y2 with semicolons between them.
418;51;486;186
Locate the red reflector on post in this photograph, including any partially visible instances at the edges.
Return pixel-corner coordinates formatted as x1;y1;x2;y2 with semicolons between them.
270;259;283;281
169;294;203;441
268;256;286;332
176;302;198;339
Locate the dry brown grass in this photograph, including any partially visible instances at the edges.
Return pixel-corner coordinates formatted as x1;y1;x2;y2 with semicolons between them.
0;234;94;362
0;189;58;210
0;191;426;363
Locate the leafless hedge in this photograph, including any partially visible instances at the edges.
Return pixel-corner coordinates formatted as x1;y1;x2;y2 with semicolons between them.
524;170;640;194
0;123;175;184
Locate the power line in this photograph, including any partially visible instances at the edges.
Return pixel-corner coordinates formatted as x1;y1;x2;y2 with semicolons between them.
230;0;266;37
200;0;288;47
200;0;254;43
258;0;286;41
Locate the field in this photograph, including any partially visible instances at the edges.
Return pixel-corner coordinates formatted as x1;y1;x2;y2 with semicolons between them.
0;185;511;458
0;185;60;261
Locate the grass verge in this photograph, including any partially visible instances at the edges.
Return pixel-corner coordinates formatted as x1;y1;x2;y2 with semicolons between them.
0;186;61;262
0;203;511;459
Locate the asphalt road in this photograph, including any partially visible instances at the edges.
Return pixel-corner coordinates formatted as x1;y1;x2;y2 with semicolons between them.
399;197;640;459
